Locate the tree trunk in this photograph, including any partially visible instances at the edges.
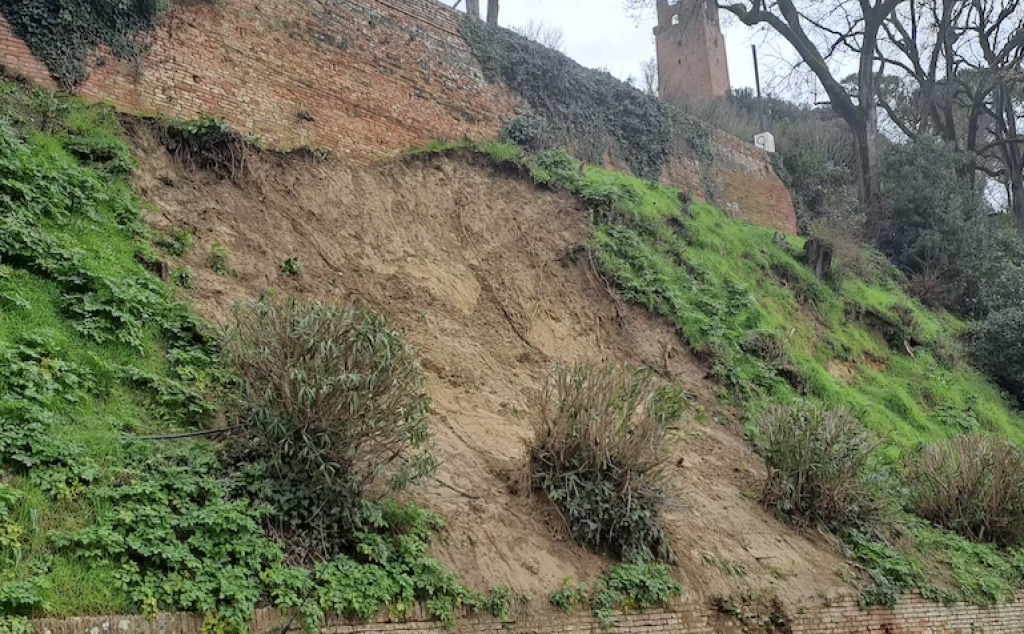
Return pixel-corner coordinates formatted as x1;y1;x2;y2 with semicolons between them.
804;237;834;280
852;121;884;238
466;0;480;20
486;0;498;25
1007;172;1024;239
856;32;884;237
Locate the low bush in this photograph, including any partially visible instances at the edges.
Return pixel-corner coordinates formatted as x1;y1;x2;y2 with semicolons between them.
223;297;436;557
971;307;1024;405
908;435;1024;547
547;562;682;628
529;362;688;562
754;402;883;531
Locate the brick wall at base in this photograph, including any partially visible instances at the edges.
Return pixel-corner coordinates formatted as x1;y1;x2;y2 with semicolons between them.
26;591;1024;634
0;0;798;234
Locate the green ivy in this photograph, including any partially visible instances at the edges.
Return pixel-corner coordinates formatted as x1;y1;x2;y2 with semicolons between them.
0;0;163;88
460;18;671;181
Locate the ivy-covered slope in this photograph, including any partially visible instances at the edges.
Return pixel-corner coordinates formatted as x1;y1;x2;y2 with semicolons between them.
409;138;1024;608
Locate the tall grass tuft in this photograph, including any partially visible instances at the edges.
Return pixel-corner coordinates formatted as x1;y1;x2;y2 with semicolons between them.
908;435;1024;547
223;296;436;556
529;362;689;562
755;402;883;531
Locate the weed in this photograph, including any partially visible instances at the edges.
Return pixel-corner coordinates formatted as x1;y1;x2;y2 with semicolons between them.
590;561;682;628
154;228;193;257
281;258;303;276
701;552;746;577
209;242;230;275
549;579;588;615
843;530;928;607
172;267;194;289
478;586;512;621
313;501;471;627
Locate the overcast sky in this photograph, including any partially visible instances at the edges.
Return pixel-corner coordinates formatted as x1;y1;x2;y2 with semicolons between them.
454;0;777;92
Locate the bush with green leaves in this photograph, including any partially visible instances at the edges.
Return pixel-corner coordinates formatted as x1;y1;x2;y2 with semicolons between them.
154;228;193;257
972;307;1024;405
50;444;302;629
529;362;688;562
754;402;883;531
547;562;682;628
209;242;230;274
908;435;1024;547
314;502;473;626
842;530;927;608
223;297;436;556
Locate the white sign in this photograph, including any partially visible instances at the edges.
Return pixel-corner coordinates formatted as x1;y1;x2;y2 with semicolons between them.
754;132;776;153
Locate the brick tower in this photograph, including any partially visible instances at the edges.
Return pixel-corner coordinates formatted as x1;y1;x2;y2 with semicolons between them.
653;0;730;102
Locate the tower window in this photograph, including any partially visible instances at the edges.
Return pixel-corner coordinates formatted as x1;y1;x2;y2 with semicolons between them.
671;14;680;25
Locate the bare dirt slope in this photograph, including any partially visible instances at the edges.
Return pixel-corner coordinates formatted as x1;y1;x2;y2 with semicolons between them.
128;126;849;605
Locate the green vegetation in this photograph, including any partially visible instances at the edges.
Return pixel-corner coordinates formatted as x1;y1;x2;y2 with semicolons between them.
154;227;193;258
409;137;1024;607
755;403;883;530
223;297;437;559
529;362;688;562
908;435;1024;547
281;257;303;276
548;562;682;628
0;79;508;630
209;242;229;275
461;17;717;194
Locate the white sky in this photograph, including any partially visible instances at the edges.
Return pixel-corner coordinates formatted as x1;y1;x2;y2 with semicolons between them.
453;0;775;92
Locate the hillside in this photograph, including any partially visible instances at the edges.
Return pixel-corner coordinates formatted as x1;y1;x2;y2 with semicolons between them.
4;77;1024;630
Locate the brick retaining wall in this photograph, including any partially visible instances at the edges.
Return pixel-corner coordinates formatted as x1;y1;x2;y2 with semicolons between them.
26;591;1024;634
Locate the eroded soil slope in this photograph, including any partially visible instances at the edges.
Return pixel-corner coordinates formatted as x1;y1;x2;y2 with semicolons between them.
128;126;848;604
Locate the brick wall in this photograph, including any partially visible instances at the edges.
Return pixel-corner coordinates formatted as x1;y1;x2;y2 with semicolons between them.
26;591;1024;634
0;14;56;90
0;0;797;234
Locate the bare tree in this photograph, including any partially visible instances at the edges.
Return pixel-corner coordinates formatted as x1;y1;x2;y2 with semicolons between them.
640;56;659;96
514;19;567;51
466;0;481;20
876;0;1024;234
487;0;499;25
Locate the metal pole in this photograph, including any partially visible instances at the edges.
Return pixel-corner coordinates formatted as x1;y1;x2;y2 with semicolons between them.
752;44;765;132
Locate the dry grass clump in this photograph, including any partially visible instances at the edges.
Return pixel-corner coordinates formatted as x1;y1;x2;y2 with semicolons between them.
908;435;1024;547
755;402;883;531
529;362;689;561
